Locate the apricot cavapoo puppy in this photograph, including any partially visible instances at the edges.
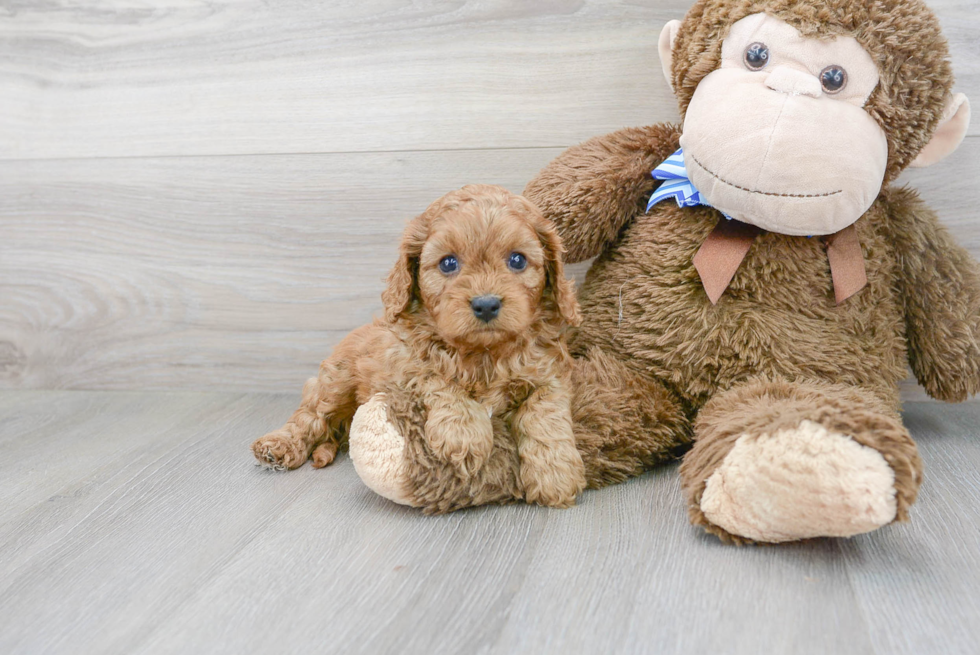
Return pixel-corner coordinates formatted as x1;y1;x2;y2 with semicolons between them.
251;184;586;508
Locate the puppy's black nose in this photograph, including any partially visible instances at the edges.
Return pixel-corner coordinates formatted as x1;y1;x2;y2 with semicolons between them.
471;295;502;322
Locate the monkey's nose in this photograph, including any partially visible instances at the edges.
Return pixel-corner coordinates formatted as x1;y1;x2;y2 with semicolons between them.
764;65;822;98
471;295;502;322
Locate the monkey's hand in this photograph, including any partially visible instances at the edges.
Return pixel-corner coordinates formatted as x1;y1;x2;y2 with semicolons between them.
523;123;682;263
887;188;980;402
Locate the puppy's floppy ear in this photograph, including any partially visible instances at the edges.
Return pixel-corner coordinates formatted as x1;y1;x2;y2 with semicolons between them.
530;204;581;327
382;212;429;323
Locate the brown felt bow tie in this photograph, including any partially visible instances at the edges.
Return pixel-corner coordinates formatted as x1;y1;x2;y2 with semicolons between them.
693;219;867;305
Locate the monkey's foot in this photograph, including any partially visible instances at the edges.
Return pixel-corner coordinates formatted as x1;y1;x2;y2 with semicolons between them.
699;420;898;542
348;394;418;507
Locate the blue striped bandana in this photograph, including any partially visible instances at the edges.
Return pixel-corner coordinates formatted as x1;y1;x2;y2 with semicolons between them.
646;148;733;220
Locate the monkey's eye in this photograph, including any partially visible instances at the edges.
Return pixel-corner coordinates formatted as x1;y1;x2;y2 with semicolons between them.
439;255;459;274
743;42;770;70
507;252;527;272
820;65;847;94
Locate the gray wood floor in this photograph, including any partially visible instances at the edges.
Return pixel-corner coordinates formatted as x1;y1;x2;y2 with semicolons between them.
1;390;978;655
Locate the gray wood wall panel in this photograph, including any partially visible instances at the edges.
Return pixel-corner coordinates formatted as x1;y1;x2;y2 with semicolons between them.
1;0;978;397
0;0;690;160
0;0;975;160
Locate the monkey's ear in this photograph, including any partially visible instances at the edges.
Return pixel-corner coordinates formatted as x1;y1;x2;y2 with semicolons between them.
910;93;971;168
659;20;681;94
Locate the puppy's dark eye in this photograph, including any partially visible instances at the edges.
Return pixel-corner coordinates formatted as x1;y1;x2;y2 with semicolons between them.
439;255;459;274
507;252;527;271
744;42;770;70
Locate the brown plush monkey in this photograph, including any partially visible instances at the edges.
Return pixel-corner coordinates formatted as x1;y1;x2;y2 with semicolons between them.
348;0;979;544
521;0;978;543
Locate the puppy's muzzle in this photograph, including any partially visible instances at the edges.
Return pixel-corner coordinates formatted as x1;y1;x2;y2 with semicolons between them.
471;295;502;323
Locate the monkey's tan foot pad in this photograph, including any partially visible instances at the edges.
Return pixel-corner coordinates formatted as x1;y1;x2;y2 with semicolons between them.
700;420;897;542
349;394;419;507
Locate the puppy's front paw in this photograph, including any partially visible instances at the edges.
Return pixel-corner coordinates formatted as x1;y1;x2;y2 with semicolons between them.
424;399;494;477
520;439;587;509
252;428;307;471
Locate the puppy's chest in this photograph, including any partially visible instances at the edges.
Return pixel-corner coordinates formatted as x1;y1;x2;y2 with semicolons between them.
397;339;556;415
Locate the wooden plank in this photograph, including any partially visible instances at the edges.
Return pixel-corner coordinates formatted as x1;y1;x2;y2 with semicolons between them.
485;468;873;655
0;0;976;161
1;138;978;396
0;0;687;160
139;472;872;655
0;392;978;654
0;391;335;654
0;391;293;580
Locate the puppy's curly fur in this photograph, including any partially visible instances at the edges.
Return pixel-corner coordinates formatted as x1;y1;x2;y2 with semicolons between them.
252;184;587;508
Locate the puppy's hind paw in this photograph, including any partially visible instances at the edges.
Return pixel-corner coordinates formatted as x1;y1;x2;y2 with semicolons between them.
252;429;307;471
311;441;339;468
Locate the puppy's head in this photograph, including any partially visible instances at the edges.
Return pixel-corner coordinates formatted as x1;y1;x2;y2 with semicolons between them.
382;184;580;350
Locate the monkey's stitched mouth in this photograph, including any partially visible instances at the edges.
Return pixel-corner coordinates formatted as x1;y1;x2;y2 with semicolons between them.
689;153;842;199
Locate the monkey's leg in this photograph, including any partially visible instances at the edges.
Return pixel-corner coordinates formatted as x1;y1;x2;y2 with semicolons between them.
571;347;691;488
252;357;357;471
348;386;523;514
679;378;922;544
348;346;689;511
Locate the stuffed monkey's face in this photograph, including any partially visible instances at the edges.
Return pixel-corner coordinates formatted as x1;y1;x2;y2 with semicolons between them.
679;14;888;236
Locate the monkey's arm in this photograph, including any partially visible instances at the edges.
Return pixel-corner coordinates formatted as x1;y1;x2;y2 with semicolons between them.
886;187;980;402
523;123;681;263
